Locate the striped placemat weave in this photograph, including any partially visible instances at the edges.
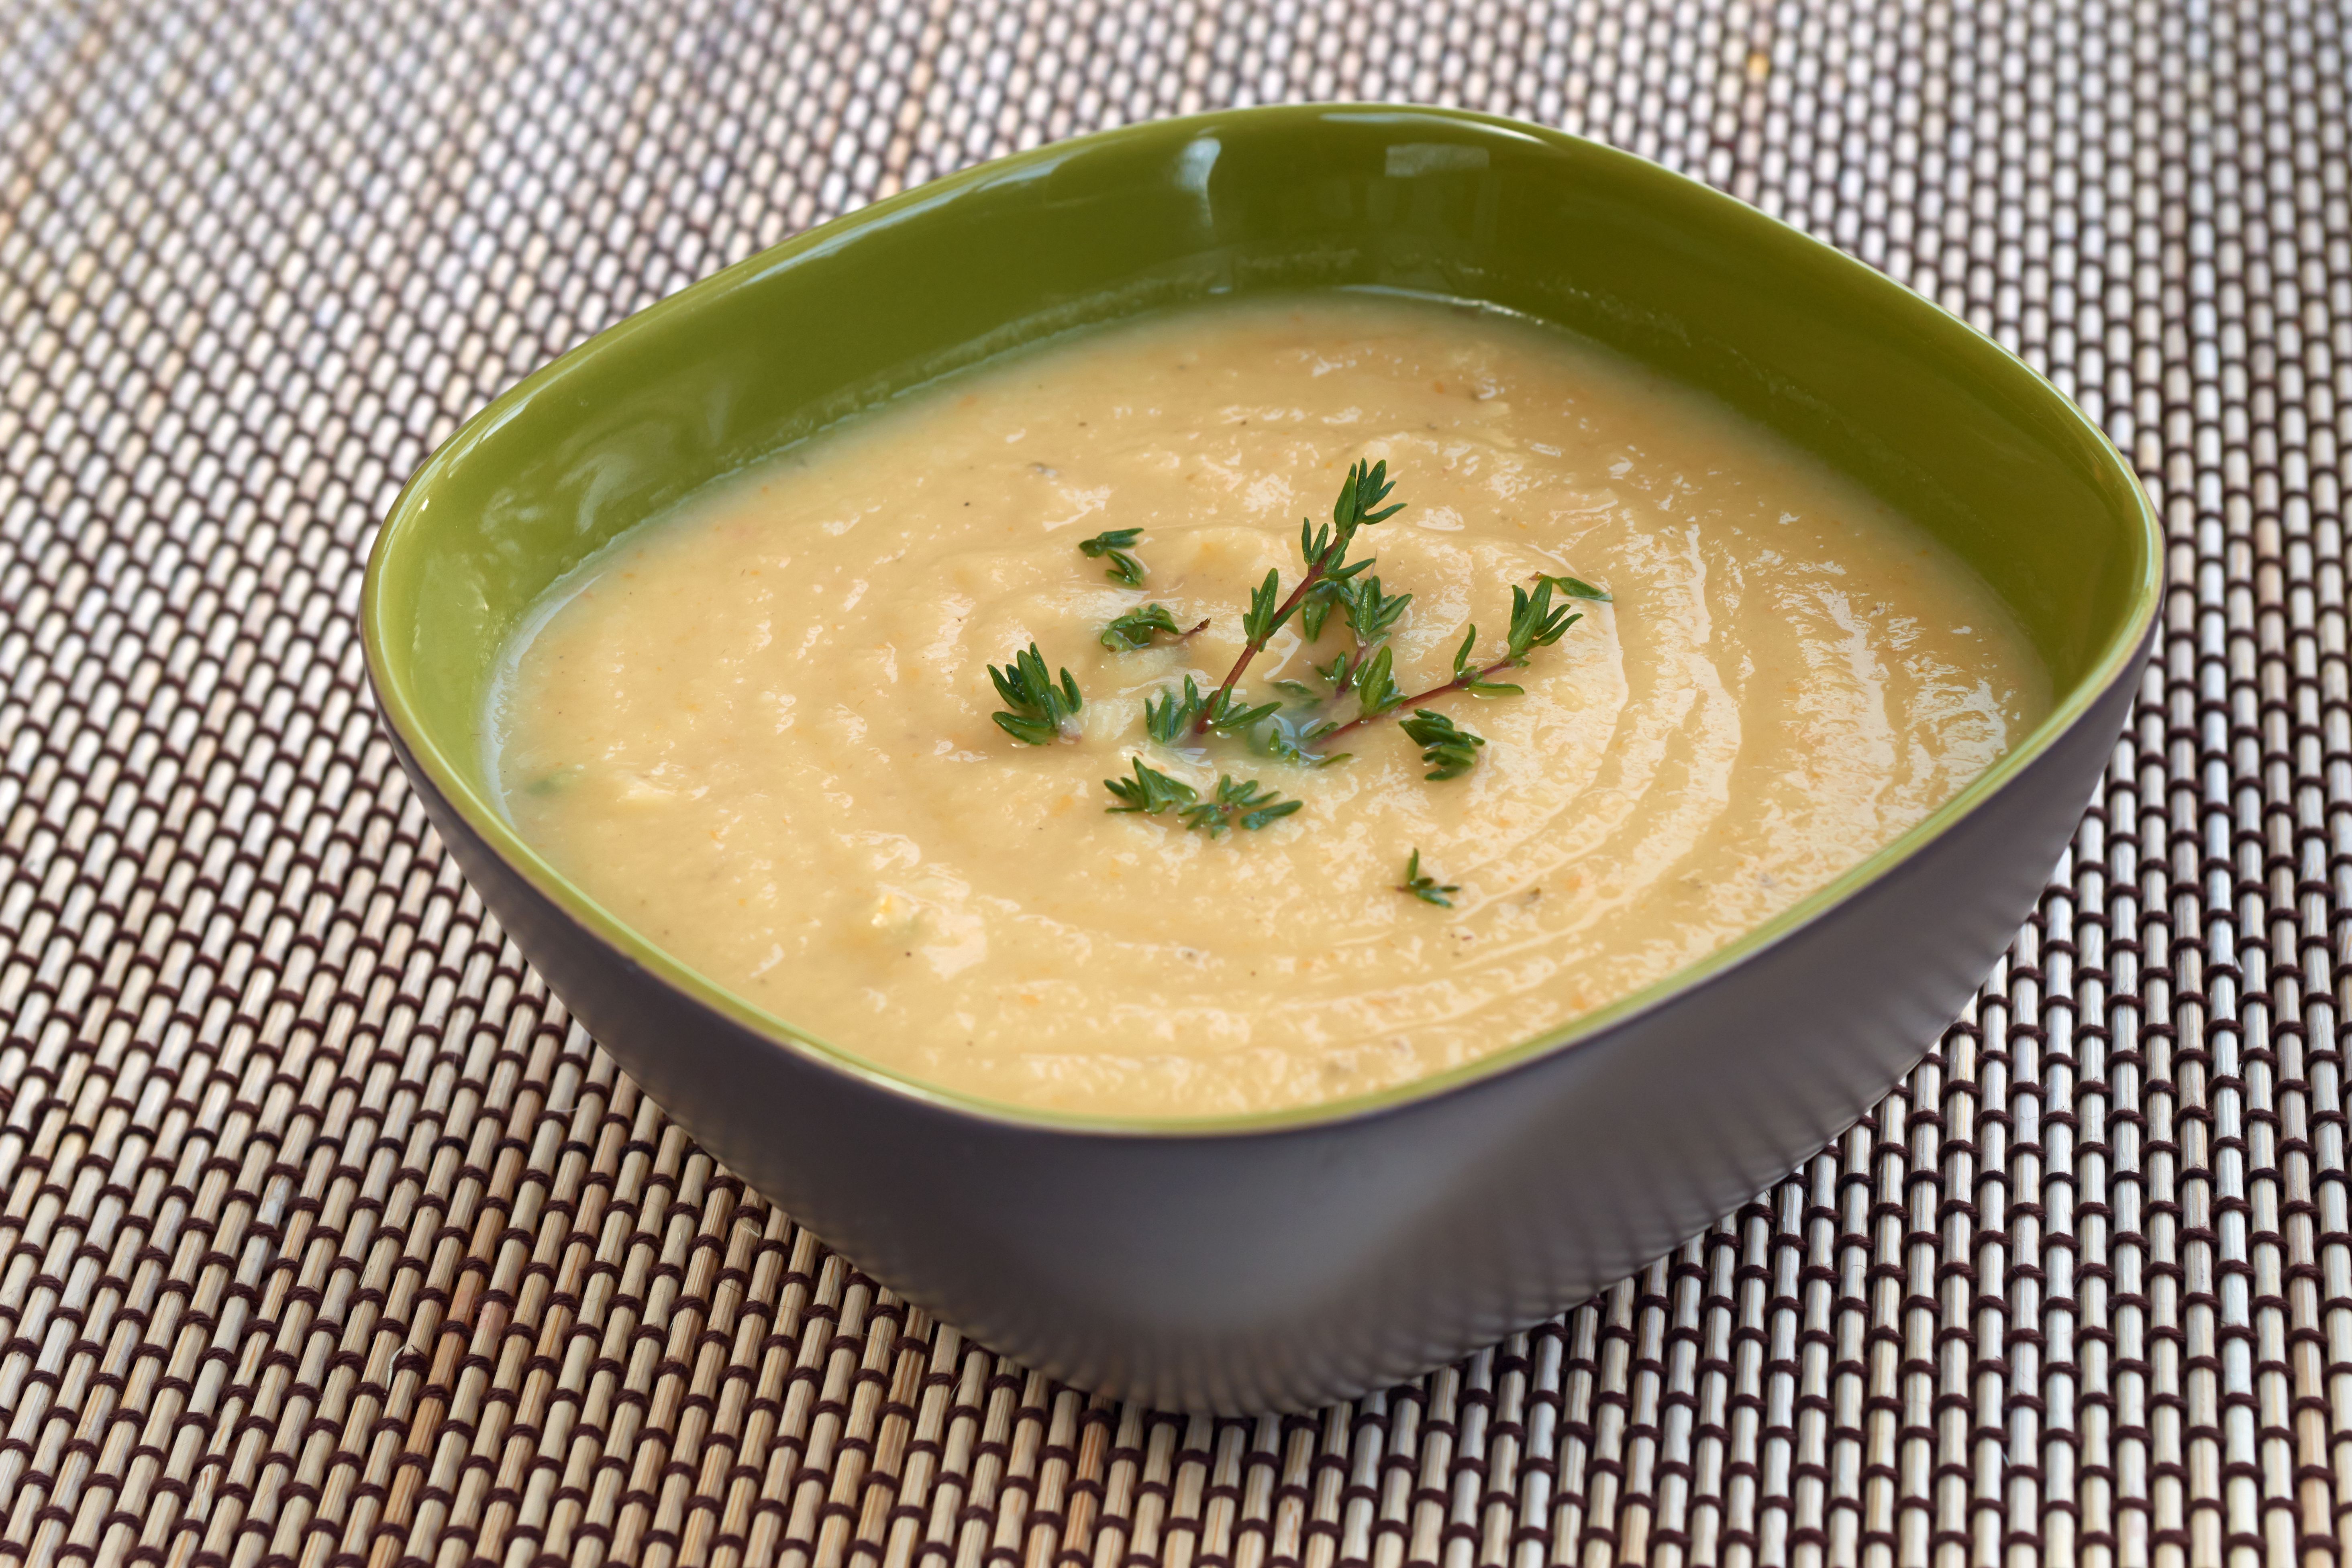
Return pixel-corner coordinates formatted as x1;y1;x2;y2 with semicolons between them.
2;3;2346;1563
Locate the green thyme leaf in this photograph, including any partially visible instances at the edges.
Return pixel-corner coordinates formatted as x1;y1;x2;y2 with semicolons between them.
989;642;1085;744
1144;677;1204;744
1202;688;1281;735
1143;677;1278;742
1354;645;1405;720
1239;567;1295;646
1347;574;1412;644
1105;761;1301;836
1079;527;1147;586
1255;716;1350;769
1449;625;1524;697
1100;602;1182;650
1542;573;1611;602
1297;576;1350;642
1338;458;1406;531
1180;775;1303;836
1502;577;1585;664
1296;459;1401;582
1312;648;1357;693
1104;756;1198;814
1398;848;1459;907
1398;709;1487;781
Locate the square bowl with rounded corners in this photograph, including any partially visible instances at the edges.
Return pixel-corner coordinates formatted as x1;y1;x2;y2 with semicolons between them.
364;104;2159;1413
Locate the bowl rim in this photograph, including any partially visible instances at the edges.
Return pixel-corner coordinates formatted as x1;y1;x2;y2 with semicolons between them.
362;101;2164;1141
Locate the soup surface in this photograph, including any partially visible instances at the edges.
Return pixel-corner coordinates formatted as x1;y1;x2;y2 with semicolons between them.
494;295;2046;1118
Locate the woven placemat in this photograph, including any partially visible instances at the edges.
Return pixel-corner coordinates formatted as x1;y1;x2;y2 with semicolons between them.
3;2;2346;1563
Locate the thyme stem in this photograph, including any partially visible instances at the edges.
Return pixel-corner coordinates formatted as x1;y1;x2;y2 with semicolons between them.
1194;569;1327;733
1188;459;1403;736
1317;655;1528;741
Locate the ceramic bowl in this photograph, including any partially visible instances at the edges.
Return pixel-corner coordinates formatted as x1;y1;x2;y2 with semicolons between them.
363;104;2159;1412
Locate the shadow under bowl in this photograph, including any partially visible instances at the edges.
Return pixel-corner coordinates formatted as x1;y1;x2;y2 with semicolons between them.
363;104;2159;1413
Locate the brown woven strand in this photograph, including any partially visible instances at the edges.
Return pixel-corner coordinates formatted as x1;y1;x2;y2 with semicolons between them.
1;2;2347;1564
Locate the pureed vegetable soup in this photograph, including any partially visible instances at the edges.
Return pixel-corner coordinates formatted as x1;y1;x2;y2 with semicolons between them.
490;295;2047;1118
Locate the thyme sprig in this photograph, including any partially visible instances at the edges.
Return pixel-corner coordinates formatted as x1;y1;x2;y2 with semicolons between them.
1104;758;1302;835
1301;573;1415;697
1187;775;1305;835
1079;527;1147;586
1324;575;1593;742
989;642;1085;744
1398;709;1487;780
1297;580;1346;642
1350;645;1405;718
1193;460;1404;734
995;463;1608;854
1398;849;1459;907
1100;603;1193;650
1347;574;1414;645
1102;756;1197;815
1255;716;1350;769
1144;675;1281;743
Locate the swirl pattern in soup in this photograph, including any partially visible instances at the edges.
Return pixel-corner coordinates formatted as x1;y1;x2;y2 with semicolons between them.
493;296;2046;1117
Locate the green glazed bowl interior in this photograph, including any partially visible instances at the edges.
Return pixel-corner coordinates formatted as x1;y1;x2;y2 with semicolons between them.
365;104;2158;1138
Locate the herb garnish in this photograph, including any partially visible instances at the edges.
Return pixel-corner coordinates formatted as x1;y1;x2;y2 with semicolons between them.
1103;756;1198;815
1001;463;1609;851
1397;709;1487;780
1079;527;1147;586
1398;849;1459;907
1186;775;1305;835
1144;675;1280;742
1193;460;1404;734
1544;574;1612;603
1100;602;1181;650
1104;758;1301;835
1344;574;1414;646
1255;718;1350;769
988;642;1085;744
1321;575;1595;748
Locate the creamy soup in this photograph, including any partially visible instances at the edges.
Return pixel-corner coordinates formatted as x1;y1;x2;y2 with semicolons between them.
493;295;2046;1118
